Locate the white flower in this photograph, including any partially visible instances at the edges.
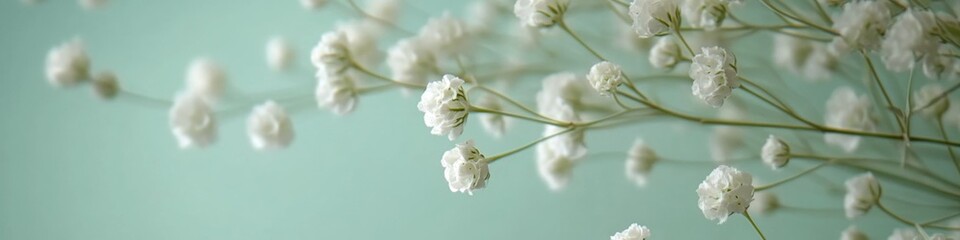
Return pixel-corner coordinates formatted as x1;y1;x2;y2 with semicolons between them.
79;0;106;10
682;0;741;30
441;140;490;195
246;100;294;150
417;12;469;55
690;46;739;108
335;21;381;67
311;30;351;74
773;34;813;74
536;141;578;191
913;83;950;118
91;71;118;100
586;61;624;96
629;0;678;38
610;223;651;240
887;228;919;240
825;87;875;153
928;234;950;240
650;37;681;69
467;0;498;35
710;126;743;163
45;38;90;87
881;9;939;72
266;36;295;71
830;1;891;53
513;0;565;27
418;74;470;141
387;38;437;91
300;0;327;10
697;165;754;224
626;138;658;187
366;0;401;23
537;72;593;110
802;44;840;81
761;135;790;170
843;172;879;219
169;93;217;149
749;191;780;215
841;226;869;240
536;100;585;191
477;95;509;138
923;44;960;80
185;58;227;104
315;71;357;115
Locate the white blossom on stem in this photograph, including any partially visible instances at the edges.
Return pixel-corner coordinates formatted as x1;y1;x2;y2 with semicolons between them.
91;71;118;100
843;172;879;219
246;100;294;150
535;99;584;190
418;74;470;141
802;44;840;81
824;87;875;153
696;165;754;224
830;1;891;53
387;38;437;91
610;223;651;240
266;36;295;71
887;228;919;240
586;61;624;96
761;134;790;170
185;58;227;104
315;71;357;116
650;37;681;69
681;0;741;30
913;83;950;118
881;9;939;72
626;138;659;187
45;38;91;87
749;191;780;215
690;46;739;108
335;21;381;67
840;226;869;240
169;93;217;149
441;140;490;195
311;30;351;74
629;0;678;38
513;0;565;28
417;12;469;56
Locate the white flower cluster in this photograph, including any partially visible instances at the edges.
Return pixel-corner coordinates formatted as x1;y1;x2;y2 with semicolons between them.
690;46;739;108
881;9;939;72
586;61;624;96
626;139;658;187
417;12;469;56
840;226;868;240
185;58;227;104
629;0;678;38
387;38;438;91
824;87;875;153
266;36;295;71
513;0;566;28
535;73;588;191
830;1;891;53
169;93;217;149
761;135;789;170
246;100;294;150
650;38;682;69
610;223;651;240
45;38;91;87
681;0;741;30
913;84;950;118
697;165;753;224
441;140;490;195
843;172;879;219
772;34;839;81
418;74;470;141
312;30;359;115
476;95;509;138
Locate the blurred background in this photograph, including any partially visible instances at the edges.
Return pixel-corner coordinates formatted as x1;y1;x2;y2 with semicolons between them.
1;0;957;239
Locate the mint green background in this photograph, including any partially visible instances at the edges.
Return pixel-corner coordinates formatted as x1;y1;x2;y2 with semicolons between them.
1;1;956;239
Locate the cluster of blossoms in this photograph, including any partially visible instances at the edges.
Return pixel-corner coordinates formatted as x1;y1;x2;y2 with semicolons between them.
690;46;739;108
824;87;876;153
441;140;490;195
843;172;880;219
696;165;754;224
609;223;651;240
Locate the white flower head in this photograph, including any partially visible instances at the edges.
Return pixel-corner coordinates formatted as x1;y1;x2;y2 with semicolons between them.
417;12;469;56
536;142;578;191
441;140;490;195
169;93;217;149
335;21;381;67
366;0;401;24
690;46;739;108
697;165;754;224
45;38;91;87
802;43;840;81
761;134;790;170
514;0;566;28
185;58;227;104
537;72;592;110
913;83;950;118
881;9;939;72
749;191;780;215
467;0;499;35
300;0;327;10
650;37;682;69
682;0;741;30
91;71;118;100
266;36;295;71
830;1;891;53
418;74;470;141
887;228;919;240
626;138;659;187
773;34;813;74
610;223;651;240
387;38;437;91
586;61;624;96
536;100;585;191
923;43;960;80
79;0;106;10
477;94;510;138
315;71;357;115
246;100;294;150
710;126;743;163
843;172;879;219
825;87;875;153
841;226;869;240
629;0;679;38
311;30;351;74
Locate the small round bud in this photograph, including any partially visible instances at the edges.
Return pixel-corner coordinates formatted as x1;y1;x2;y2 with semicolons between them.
92;71;119;100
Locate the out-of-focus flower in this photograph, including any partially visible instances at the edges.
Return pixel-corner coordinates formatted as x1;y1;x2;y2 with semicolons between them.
629;0;678;38
45;38;91;87
387;38;437;91
830;1;891;53
266;36;295;71
881;9;939;72
682;0;741;30
690;46;739;108
887;228;919;240
840;226;868;240
650;37;681;69
761;135;790;170
441;140;490;195
773;34;813;74
417;12;469;55
311;30;351;74
697;165;754;224
418;74;469;140
913;83;950;118
536;94;584;191
315;71;357;115
79;0;106;10
749;191;780;215
802;44;840;81
91;71;118;100
246;100;294;150
710;126;743;163
843;172;879;219
824;87;875;153
610;223;651;240
626;138;659;187
514;0;566;27
586;61;624;96
169;93;217;149
477;94;509;138
300;0;327;10
185;58;227;104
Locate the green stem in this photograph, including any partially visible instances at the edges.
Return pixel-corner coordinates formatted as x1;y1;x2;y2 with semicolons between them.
913;81;960;113
470;86;560;123
470;106;568;127
937;118;960;176
755;161;832;191
558;19;607;62
791;153;960;198
351;62;426;89
673;27;696;56
742;211;767;240
759;0;840;36
861;50;907;135
486;128;574;163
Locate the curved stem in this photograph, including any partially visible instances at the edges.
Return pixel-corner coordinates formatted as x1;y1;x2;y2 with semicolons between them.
755;161;832;191
486;128;574;163
118;90;172;108
470;85;560;123
673;27;696;56
742;211;767;240
759;0;840;36
350;62;426;89
936;118;960;175
558;19;608;62
470;106;568;126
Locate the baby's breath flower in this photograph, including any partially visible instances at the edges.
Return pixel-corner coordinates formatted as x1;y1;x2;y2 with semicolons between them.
246;100;294;150
773;34;813;75
710;126;743;163
45;38;91;87
690;46;739;108
650;37;681;69
840;226;868;240
417;12;469;56
913;83;950;118
266;36;295;71
824;87;875;153
418;74;470;141
387;38;437;91
311;30;351;74
629;0;678;38
749;191;780;215
843;172;879;219
586;61;624;96
169;92;217;149
477;95;509;138
91;71;118;100
887;228;920;240
696;165;754;224
610;223;651;240
513;0;566;28
881;9;939;72
315;71;357;116
681;0;741;30
761;135;790;170
185;58;227;104
441;140;490;195
830;1;891;53
626;138;659;187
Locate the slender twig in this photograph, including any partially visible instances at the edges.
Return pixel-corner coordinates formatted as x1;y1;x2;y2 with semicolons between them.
937;118;960;175
742;211;768;240
755;161;833;191
558;19;608;62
